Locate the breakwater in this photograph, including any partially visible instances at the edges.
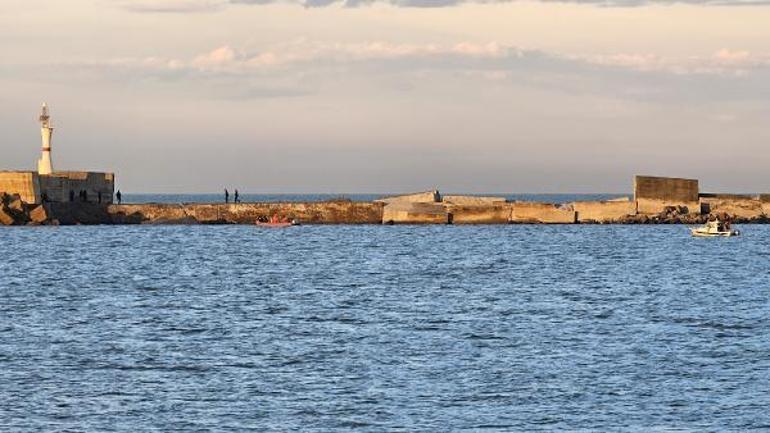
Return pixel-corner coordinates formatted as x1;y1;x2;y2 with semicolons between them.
4;173;770;226
2;196;770;226
0;199;385;226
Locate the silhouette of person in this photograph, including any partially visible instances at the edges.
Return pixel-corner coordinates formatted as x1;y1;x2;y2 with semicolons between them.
225;189;230;204
69;190;75;202
98;192;102;204
234;189;240;204
116;190;122;204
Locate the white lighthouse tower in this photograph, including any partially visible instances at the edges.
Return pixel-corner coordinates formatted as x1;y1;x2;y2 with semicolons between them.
37;103;54;175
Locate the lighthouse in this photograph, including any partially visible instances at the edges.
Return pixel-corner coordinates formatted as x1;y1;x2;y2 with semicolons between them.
37;103;54;175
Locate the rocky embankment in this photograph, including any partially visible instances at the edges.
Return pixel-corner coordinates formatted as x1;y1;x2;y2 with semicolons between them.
0;193;57;226
618;206;769;224
3;194;770;226
0;197;385;225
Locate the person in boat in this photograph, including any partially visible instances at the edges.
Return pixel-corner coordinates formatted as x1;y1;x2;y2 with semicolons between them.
270;214;280;224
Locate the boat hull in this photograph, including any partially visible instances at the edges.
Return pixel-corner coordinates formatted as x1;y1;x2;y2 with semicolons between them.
255;222;294;228
690;228;739;237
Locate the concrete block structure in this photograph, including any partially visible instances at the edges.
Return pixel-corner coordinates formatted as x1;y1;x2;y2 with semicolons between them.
376;190;441;204
0;171;114;205
382;202;449;224
511;202;576;224
634;175;700;215
573;200;636;223
39;172;115;204
0;172;41;203
447;204;511;224
443;195;506;206
0;104;115;205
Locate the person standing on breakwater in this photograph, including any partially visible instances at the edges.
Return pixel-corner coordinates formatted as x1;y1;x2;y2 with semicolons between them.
234;190;240;203
224;189;229;204
116;190;122;204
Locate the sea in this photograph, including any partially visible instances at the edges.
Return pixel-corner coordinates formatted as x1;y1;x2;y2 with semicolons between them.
1;194;769;432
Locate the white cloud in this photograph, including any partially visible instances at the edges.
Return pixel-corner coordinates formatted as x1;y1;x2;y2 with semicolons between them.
118;0;770;12
124;41;520;73
192;45;238;68
118;0;227;13
101;41;770;79
584;49;770;75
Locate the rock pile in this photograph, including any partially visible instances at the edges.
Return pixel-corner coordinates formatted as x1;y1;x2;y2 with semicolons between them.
616;206;702;224
0;192;55;226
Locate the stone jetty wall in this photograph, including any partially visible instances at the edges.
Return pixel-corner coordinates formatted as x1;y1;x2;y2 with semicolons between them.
572;200;636;223
511;202;576;224
382;202;448;224
110;201;385;225
634;175;700;215
3;188;770;226
0;173;40;204
447;204;510;224
0;197;385;226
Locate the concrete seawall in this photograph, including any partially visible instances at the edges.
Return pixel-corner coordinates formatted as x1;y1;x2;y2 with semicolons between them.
42;201;384;225
3;187;770;226
108;202;385;225
41;199;766;225
1;199;769;226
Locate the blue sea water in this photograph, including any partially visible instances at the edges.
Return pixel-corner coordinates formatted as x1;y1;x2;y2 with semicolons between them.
1;224;769;432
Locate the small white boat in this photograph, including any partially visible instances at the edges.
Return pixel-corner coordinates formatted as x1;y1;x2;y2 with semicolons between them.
255;218;300;228
690;220;739;237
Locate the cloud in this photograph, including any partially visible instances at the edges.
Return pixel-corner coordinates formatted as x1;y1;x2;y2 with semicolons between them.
105;41;770;79
234;0;770;6
192;46;238;68
120;0;770;12
584;49;770;75
119;0;227;13
14;40;770;104
122;41;517;74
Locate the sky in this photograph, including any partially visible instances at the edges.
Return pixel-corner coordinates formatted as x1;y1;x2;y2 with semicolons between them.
1;0;770;193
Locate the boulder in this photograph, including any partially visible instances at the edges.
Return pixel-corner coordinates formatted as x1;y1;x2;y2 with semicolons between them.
0;206;14;225
28;205;50;224
7;196;24;213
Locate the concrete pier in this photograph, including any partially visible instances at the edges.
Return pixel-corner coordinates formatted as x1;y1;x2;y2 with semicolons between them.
3;176;770;226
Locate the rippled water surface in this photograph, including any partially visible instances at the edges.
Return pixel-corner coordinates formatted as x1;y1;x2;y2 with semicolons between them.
1;225;769;432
